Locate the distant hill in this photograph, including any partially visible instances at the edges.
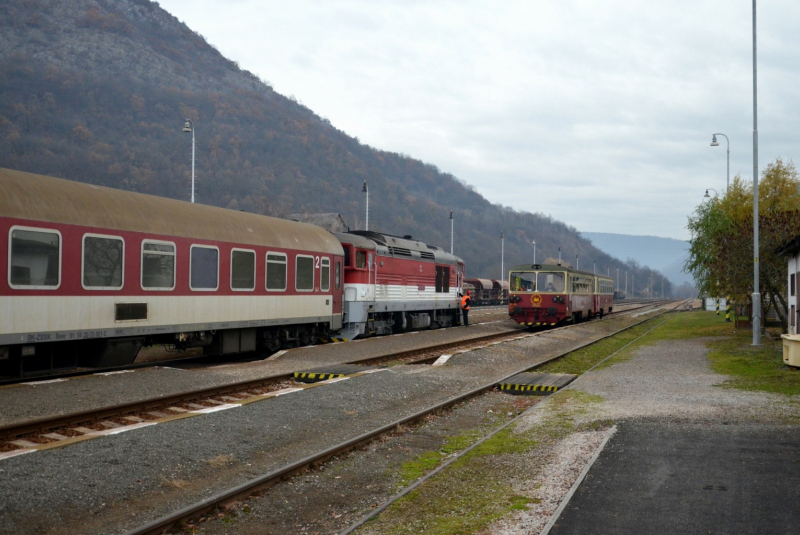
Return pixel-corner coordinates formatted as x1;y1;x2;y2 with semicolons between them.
580;232;693;286
0;0;672;295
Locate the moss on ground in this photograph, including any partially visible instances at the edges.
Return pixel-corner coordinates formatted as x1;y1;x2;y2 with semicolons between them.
361;391;603;535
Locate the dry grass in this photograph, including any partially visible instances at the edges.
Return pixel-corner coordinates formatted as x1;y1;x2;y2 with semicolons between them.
160;475;190;489
204;454;236;468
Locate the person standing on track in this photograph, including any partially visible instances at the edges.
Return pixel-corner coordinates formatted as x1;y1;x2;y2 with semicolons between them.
461;290;471;326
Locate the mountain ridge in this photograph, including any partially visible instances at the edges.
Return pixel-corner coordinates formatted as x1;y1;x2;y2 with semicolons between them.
0;0;672;295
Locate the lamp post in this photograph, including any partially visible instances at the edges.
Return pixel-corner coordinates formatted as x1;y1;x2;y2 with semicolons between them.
362;181;369;231
532;240;536;264
501;231;505;283
449;211;454;254
710;133;730;191
752;0;761;345
182;119;195;203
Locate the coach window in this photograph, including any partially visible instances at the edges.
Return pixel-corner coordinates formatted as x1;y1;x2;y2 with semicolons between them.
83;234;124;290
142;241;175;290
356;250;367;269
9;227;61;289
231;249;256;291
190;245;219;291
266;252;287;291
320;257;330;291
296;255;314;291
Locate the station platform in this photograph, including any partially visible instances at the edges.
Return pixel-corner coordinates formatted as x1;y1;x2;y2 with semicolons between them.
549;421;800;534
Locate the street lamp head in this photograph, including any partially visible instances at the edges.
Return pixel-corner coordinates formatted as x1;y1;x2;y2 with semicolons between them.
710;134;719;147
182;119;192;133
704;189;711;198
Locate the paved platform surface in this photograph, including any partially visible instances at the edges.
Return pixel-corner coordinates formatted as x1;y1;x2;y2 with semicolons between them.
551;421;800;534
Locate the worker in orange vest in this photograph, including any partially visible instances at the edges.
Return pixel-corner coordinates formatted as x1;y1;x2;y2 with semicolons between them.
461;290;471;326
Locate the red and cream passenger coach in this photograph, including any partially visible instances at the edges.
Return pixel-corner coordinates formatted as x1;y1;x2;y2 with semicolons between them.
0;168;344;374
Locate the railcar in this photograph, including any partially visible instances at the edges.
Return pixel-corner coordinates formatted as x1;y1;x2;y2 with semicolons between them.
507;263;613;327
0;168;344;375
334;231;464;338
463;278;508;306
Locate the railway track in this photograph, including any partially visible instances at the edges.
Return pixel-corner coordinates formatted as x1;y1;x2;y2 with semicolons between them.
0;300;672;457
120;299;686;535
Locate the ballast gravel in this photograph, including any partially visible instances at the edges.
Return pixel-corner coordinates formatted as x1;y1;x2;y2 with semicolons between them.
0;306;668;534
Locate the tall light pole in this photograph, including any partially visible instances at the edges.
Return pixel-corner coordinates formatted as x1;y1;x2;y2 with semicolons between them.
625;271;628;296
500;231;505;282
182;119;195;203
752;0;761;345
449;211;454;254
710;133;730;191
532;240;536;264
576;255;579;270
362;181;369;231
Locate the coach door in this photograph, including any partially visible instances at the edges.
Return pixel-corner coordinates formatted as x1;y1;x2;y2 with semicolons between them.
331;258;343;329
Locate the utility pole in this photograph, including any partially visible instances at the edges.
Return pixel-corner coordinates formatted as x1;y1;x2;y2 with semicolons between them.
449;211;454;254
362;181;369;231
500;231;505;283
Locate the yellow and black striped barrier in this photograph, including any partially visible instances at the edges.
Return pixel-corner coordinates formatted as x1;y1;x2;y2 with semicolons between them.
725;296;731;322
497;372;577;396
293;371;345;382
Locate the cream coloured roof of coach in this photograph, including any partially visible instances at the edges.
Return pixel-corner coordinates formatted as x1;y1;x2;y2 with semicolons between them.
0;168;342;255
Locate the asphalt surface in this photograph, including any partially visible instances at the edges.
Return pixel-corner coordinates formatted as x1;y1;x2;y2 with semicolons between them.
550;422;800;534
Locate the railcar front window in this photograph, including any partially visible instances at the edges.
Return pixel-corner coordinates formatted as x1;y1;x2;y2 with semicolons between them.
83;235;123;289
296;255;314;291
142;242;175;290
9;228;60;288
321;258;330;291
231;249;256;290
510;272;536;292
266;253;287;291
537;272;565;292
190;246;219;290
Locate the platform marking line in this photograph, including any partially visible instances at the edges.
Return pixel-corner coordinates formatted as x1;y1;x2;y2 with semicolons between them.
265;350;288;361
20;378;68;386
540;426;617;535
358;368;388;375
188;403;242;414
95;370;136;376
432;355;452;366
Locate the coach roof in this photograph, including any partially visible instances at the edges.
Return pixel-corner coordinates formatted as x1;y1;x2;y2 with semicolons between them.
0;168;343;255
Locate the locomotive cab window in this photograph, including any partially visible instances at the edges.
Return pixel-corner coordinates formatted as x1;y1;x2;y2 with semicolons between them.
320;257;330;291
537;272;565;293
83;234;124;290
510;272;536;292
142;241;175;290
190;245;219;291
356;250;367;269
296;255;314;292
266;252;287;291
9;227;61;289
231;249;256;291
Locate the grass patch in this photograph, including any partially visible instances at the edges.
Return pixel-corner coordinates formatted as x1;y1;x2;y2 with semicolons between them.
537;316;665;375
547;310;800;395
365;392;603;535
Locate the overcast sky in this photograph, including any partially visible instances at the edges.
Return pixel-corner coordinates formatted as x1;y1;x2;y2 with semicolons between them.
158;0;800;240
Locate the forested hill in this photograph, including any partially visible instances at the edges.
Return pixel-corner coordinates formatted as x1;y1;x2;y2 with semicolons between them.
0;0;670;294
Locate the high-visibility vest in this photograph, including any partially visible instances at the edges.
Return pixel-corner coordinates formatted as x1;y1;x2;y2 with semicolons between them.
461;295;470;310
